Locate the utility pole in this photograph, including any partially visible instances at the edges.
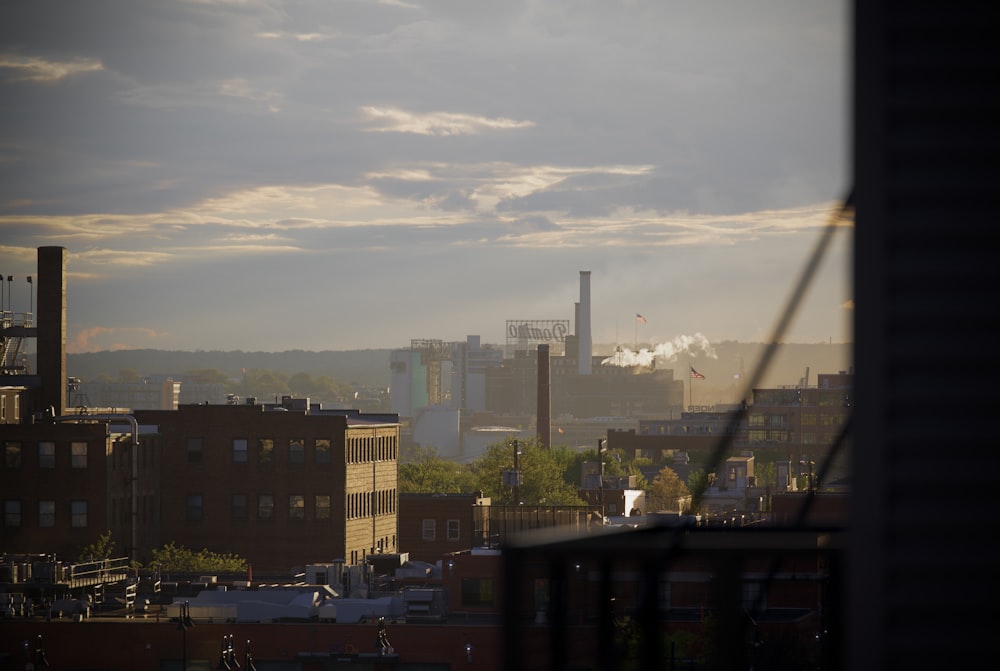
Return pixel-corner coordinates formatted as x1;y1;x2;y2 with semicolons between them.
597;439;606;521
513;440;521;505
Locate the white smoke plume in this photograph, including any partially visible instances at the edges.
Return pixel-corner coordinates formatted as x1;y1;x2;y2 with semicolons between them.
601;333;717;367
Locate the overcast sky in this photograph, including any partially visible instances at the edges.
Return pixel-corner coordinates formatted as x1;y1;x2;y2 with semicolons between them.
1;0;851;356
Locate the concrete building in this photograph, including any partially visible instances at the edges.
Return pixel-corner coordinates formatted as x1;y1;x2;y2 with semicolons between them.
393;272;686;456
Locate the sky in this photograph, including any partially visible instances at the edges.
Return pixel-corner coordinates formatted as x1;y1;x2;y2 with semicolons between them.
0;0;852;356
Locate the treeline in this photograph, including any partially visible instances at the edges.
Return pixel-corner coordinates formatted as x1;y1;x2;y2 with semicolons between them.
65;348;394;389
86;366;385;408
399;438;724;513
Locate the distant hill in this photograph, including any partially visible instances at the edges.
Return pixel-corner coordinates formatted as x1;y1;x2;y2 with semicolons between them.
65;349;395;389
62;341;851;400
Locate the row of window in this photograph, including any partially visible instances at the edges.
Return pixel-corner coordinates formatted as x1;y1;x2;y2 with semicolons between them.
346;489;396;520
746;429;841;444
421;518;461;542
747;413;849;428
4;436;400;470
3;441;88;469
184;494;333;522
209;438;331;466
188;436;398;466
4;499;87;528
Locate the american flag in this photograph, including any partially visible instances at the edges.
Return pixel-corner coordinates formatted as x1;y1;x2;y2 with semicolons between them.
635;313;646;324
690;366;705;380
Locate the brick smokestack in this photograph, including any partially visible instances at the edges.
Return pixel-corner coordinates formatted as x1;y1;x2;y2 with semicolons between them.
537;344;550;449
37;246;66;416
578;270;592;375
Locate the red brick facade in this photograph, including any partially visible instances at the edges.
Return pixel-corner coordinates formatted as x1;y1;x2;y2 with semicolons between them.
2;403;400;575
397;493;489;564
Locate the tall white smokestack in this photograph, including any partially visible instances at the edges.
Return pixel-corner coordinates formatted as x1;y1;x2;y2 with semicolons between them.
579;270;592;375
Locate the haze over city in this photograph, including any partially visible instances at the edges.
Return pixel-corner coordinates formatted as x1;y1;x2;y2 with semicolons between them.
1;1;851;354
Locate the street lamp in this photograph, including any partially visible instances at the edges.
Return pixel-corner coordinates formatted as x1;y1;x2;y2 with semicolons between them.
176;602;195;670
502;440;523;504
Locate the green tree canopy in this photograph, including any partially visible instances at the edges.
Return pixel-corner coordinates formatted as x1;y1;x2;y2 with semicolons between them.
236;368;290;400
471;437;586;506
76;530;116;562
647;465;692;513
687;468;709;501
117;368;140;383
399;445;475;494
148;542;247;574
182;368;231;385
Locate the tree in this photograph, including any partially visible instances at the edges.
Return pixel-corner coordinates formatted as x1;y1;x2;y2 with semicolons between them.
470;437;586;506
398;445;474;494
687;469;709;500
148;542;247;574
182;368;231;385
647;465;691;513
76;530;116;562
118;368;140;383
236;368;290;400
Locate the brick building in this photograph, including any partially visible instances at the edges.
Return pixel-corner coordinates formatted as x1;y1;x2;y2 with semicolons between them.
397;492;490;564
1;418;139;561
134;401;400;573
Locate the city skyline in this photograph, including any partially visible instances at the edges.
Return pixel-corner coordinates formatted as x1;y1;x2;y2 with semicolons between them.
1;1;851;353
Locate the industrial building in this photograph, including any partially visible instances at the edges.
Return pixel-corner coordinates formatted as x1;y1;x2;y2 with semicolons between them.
392;271;686;458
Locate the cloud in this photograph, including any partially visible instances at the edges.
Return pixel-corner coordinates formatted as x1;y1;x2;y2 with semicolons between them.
0;55;103;83
361;106;535;136
69;326;166;354
0;2;850;352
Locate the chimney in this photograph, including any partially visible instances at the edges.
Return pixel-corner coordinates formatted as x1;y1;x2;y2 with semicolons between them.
37;246;67;416
578;271;592;375
537;344;550;449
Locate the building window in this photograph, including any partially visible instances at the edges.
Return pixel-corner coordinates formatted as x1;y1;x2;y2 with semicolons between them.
4;441;22;469
4;500;21;527
289;495;305;520
71;442;87;468
289;438;305;464
232;494;248;521
39;500;55;527
233;438;248;463
742;580;766;613
186;437;203;463
315;439;331;464
258;439;274;466
447;519;460;541
71;500;88;528
315;495;331;521
658;579;672;611
422;518;436;541
461;578;494;607
186;495;203;522
258;494;274;521
38;441;55;469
